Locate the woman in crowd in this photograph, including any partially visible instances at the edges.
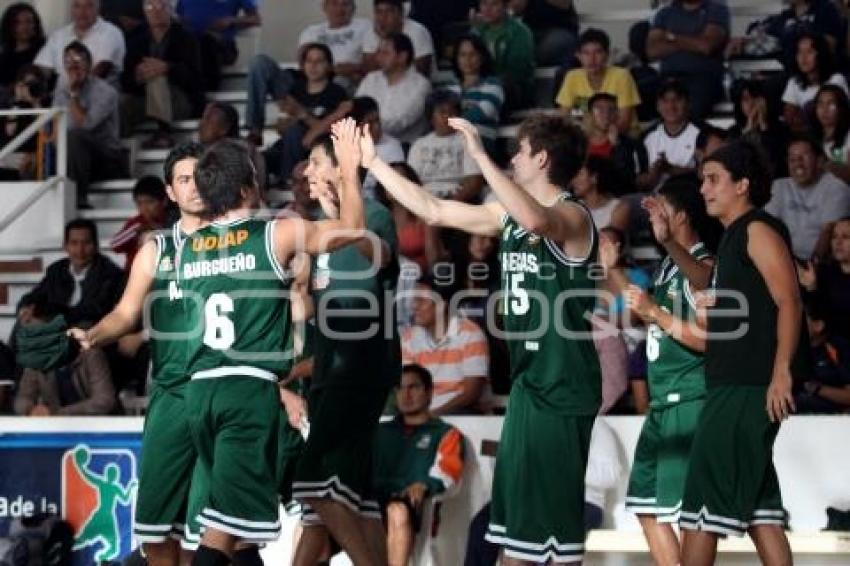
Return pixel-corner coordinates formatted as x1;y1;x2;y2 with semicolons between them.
782;33;848;133
0;3;45;96
812;84;850;184
572;156;624;230
731;80;788;178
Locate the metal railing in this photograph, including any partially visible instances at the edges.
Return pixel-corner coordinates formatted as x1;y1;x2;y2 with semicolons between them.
0;107;68;234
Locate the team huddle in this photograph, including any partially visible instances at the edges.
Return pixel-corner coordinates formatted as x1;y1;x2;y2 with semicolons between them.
69;112;802;566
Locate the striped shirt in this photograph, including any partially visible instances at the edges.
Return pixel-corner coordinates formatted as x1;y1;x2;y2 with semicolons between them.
434;76;504;150
401;315;489;412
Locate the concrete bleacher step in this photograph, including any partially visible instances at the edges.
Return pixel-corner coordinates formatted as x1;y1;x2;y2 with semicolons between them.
79;208;137;240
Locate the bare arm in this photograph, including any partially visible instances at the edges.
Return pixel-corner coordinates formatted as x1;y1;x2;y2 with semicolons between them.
616;106;635;135
68;240;158;349
643;196;713;290
672;24;727;56
646;28;680;61
814;385;850;408
625;285;707;352
748;221;801;422
431;377;487;415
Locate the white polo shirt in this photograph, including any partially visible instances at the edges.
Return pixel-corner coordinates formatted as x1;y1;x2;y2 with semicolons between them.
35;17;125;87
643;121;700;169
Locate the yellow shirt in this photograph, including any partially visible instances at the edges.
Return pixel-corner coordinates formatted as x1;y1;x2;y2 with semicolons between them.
555;65;641;120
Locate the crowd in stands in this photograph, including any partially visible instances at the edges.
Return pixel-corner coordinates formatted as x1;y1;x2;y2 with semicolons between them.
0;0;849;529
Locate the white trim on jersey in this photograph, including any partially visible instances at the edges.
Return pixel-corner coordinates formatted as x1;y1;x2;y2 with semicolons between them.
190;366;278;382
265;220;292;283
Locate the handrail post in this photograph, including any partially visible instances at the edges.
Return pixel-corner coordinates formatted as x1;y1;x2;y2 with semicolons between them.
56;108;67;180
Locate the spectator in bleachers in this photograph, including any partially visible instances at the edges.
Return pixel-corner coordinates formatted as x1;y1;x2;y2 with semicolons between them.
645;0;729;122
110;176;169;271
355;32;431;144
799;217;850;341
372;364;465;566
408;0;477;63
175;0;260;90
730;79;788;178
637;79;700;191
472;0;535;112
298;0;371;89
351;96;405;198
13;299;115;416
35;0;125;88
765;134;850;260
402;272;489;415
99;0;145;35
434;34;504;156
407;91;485;202
250;43;349;183
783;32;848;133
120;0;204;149
693;124;730;167
0;3;45;96
55;41;127;209
572;156;623;230
0;65;48;181
795;299;850;414
374;162;443;275
812;84;850;184
508;0;579;68
596;225;651;326
582;92;647;183
363;0;434;77
18;219;125;329
556;28;641;135
762;0;844;66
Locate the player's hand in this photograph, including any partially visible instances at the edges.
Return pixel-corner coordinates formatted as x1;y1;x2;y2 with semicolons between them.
642;196;672;244
448;117;486;160
280;387;307;431
358;122;377;168
766;366;795;423
796;260;817;291
404;482;429;509
330;117;362;178
29;404;51;417
624;284;655;321
598;235;620;269
67;327;94;350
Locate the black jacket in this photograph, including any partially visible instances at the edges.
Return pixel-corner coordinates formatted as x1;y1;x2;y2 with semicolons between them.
19;255;126;327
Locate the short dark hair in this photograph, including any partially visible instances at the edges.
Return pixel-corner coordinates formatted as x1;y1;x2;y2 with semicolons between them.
384;32;414;66
812;84;850;147
309;134;338;166
349;96;379;123
64;218;98;245
374;0;403;8
194;139;257;217
63;40;92;66
579;28;610;52
583;156;625;198
696;125;730;151
426;89;462;119
658;173;721;252
164;141;205;184
299;41;335;72
657;78;689;101
517;115;586;187
451;34;494;80
787;132;824;159
588;92;617;111
1;3;45;52
133;176;167;201
401;363;433;390
702;140;772;207
207;102;240;139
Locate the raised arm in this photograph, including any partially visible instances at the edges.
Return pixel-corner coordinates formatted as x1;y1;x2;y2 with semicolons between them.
643;196;713;290
449;117;590;246
67;239;158;350
361;124;503;236
625;285;707;352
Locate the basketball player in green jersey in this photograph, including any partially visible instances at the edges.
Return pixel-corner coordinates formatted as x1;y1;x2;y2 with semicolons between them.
181;120;365;566
360;115;601;565
680;141;804;566
68;143;206;566
620;176;716;565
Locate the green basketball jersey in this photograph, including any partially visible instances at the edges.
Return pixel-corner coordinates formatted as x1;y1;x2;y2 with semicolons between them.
178;217;293;381
646;242;710;407
148;222;188;389
310;200;401;391
498;193;601;415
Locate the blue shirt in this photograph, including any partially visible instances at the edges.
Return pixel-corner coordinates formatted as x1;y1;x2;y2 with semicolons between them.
652;0;729;77
176;0;258;40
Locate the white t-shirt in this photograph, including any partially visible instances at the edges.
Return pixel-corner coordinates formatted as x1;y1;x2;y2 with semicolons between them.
782;73;849;108
407;132;482;198
362;18;434;60
35;17;125;86
588;197;620;229
355;67;432;142
298;17;371;65
643;122;700;169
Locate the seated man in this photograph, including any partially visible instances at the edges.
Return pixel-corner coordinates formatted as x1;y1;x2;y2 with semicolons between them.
645;0;729;121
362;0;434;76
197;101;267;193
298;0;371;89
35;0;125;87
582;92;647;184
54;41;127;208
175;0;261;90
407;91;484;201
13;299;116;416
472;0;535;111
372;364;465;566
355;32;432;144
765;134;850;260
110;176;169;271
18;219;125;329
120;0;204;148
349;96;405;198
402;273;489;415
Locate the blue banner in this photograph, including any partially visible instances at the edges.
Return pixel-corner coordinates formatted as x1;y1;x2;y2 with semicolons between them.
0;432;142;564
